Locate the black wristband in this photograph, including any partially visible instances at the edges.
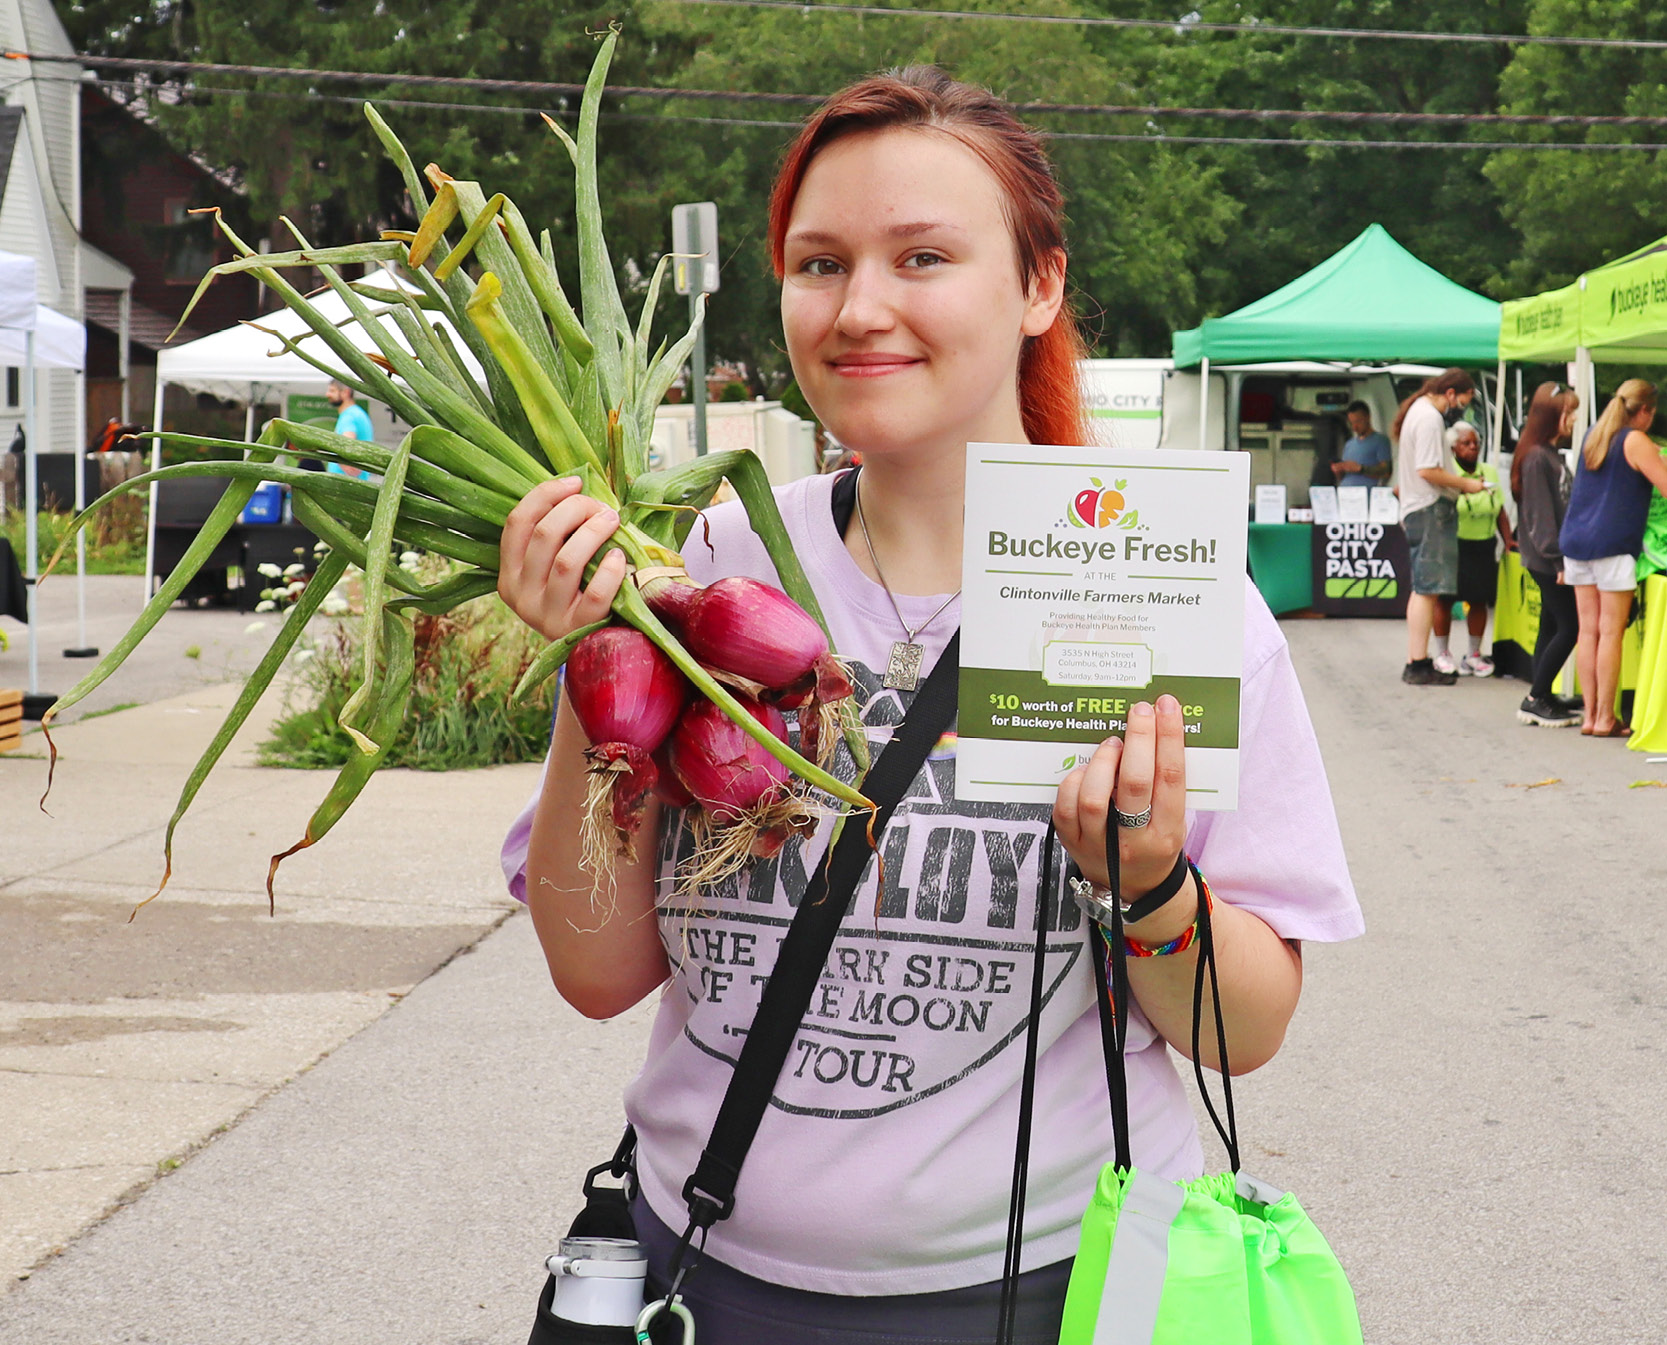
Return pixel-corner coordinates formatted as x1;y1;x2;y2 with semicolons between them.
1121;850;1190;925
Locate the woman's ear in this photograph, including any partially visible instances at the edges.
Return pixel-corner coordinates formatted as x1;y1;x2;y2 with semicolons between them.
1022;249;1068;338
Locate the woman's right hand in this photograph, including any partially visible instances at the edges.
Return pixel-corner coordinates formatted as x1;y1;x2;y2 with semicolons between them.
498;477;629;642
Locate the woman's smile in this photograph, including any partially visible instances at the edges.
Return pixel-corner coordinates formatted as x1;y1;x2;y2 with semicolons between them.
829;351;923;378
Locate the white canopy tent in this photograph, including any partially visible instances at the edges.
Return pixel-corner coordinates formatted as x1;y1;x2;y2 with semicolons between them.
4;247;89;704
145;281;486;600
0;303;90;370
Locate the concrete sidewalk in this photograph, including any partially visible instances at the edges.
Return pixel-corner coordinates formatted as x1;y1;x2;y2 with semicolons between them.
1;615;1665;1343
0;679;533;1290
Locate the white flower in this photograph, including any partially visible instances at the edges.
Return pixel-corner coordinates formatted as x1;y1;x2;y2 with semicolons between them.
322;594;350;616
245;619;268;633
293;648;316;663
313;539;330;555
285;580;307;596
256;562;283;579
399;550;421;568
254;602;276;614
283;563;306;577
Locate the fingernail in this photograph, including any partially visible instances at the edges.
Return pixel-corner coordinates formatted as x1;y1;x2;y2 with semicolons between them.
1157;694;1179;713
1131;701;1154;718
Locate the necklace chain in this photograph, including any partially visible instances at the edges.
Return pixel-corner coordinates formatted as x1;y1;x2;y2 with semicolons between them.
854;475;960;642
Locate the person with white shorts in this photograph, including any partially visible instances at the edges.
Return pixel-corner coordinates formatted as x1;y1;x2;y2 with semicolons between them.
1559;379;1667;736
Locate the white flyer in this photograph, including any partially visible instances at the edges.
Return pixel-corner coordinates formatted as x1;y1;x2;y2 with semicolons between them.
957;443;1249;811
1253;484;1288;525
1337;486;1370;523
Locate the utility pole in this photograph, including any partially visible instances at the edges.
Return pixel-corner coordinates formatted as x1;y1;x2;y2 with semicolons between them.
672;202;719;456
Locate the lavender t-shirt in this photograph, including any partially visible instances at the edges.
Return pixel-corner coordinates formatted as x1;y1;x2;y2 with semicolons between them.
501;470;1362;1296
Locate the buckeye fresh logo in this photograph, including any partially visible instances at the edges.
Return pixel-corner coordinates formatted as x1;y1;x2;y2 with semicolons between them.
1069;478;1139;530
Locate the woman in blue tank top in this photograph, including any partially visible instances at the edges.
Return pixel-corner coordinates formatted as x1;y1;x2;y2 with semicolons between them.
1558;378;1667;735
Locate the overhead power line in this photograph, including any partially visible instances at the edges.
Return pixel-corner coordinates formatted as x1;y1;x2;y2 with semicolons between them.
20;49;1667;132
21;47;1667;151
6;48;818;105
673;0;1667;52
83;75;1667;151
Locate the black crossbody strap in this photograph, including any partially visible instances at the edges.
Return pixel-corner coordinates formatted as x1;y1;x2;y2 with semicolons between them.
679;632;962;1231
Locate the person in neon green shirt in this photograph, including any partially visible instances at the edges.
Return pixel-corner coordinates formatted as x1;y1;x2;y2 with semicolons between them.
1432;421;1514;676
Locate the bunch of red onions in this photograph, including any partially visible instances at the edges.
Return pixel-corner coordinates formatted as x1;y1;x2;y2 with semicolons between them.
564;575;855;885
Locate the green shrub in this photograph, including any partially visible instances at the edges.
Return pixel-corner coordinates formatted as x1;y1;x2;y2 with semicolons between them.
259;589;555;771
2;503;147;575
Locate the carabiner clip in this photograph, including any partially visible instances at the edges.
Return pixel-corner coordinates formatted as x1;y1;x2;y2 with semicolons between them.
635;1295;695;1344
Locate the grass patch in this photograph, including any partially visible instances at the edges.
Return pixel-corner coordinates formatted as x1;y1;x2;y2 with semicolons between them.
78;701;141;721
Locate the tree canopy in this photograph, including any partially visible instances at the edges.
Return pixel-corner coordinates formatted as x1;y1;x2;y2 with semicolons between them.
58;0;1667;388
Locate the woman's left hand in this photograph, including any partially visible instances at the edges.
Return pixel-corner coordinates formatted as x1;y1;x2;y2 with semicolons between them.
1053;695;1188;899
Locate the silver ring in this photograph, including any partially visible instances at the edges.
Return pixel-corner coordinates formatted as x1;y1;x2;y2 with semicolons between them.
1113;804;1152;829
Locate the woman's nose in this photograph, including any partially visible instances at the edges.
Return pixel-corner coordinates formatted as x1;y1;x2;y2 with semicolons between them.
834;262;896;338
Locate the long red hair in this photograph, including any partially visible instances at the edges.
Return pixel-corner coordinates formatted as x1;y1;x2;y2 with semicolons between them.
1509;381;1578;501
767;66;1089;448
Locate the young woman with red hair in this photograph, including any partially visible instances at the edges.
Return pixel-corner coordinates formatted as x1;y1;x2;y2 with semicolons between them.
498;66;1358;1343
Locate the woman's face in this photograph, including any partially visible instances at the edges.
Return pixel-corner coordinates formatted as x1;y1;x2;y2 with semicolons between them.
780;128;1063;460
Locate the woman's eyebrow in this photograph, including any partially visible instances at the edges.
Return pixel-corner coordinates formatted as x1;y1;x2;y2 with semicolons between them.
784;220;967;247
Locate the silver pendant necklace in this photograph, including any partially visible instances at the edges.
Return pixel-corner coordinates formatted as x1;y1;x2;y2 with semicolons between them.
854;476;959;692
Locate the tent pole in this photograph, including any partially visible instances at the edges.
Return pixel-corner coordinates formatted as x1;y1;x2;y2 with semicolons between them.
118;289;131;424
67;404;94;657
243;384;256;443
1571;348;1594;449
1490;359;1506;463
23;330;37;696
1198;356;1211;451
143;376;165;611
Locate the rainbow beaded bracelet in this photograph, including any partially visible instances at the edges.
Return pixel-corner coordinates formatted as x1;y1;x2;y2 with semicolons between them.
1100;863;1214;958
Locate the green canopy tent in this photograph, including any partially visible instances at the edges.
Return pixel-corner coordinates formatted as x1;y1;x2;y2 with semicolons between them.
1498;234;1667;450
1499;236;1667;753
1172;224;1501;450
1173;223;1500;366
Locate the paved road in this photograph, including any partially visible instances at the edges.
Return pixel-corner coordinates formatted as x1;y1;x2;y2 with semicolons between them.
2;614;1664;1343
0;574;282;724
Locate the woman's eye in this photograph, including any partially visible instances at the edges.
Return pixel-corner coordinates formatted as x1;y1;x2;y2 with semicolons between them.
903;251;947;269
800;257;844;278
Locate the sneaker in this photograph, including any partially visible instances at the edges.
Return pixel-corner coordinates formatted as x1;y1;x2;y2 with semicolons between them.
1460;652;1495;677
1552;694;1584;715
1404;659;1458;686
1518;695;1578;727
1432;650;1460;676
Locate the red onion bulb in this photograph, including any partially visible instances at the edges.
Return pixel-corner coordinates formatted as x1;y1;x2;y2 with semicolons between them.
653;577;828;690
565;626;687;754
669;695;791;821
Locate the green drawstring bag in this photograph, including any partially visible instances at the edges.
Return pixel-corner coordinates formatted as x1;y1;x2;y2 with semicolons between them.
999;829;1363;1345
1059;1166;1362;1344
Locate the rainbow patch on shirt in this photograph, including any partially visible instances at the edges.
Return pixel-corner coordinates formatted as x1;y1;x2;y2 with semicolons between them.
928;732;958;761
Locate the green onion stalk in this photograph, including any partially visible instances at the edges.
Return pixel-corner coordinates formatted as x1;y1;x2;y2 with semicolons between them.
37;26;871;910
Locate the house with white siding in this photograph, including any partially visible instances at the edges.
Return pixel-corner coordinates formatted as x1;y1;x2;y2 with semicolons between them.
0;0;100;482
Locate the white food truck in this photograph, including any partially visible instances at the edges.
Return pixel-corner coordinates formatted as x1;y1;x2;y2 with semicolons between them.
1080;358;1505;511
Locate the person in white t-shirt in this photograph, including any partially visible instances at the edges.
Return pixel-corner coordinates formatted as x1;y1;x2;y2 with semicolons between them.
496;68;1361;1344
1392;369;1489;686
